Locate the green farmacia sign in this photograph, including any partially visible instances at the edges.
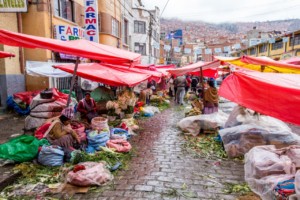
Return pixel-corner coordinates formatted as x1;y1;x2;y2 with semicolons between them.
0;0;27;12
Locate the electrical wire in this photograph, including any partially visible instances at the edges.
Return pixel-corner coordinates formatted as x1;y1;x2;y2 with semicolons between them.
160;0;171;18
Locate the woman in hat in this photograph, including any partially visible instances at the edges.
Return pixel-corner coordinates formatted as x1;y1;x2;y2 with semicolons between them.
203;80;219;114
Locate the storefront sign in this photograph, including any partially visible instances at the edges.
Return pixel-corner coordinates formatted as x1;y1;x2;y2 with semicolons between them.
54;25;85;41
54;25;85;60
0;0;27;12
84;0;99;42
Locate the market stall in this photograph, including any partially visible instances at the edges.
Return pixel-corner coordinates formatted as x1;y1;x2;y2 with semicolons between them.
219;70;300;125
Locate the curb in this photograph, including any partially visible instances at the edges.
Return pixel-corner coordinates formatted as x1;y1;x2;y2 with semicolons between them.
0;168;21;191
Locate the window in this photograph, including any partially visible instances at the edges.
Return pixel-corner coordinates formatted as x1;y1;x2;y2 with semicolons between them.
134;43;146;55
54;0;74;22
112;18;119;37
259;44;267;53
122;19;128;44
134;21;146;34
272;41;283;50
289;34;300;46
250;48;256;55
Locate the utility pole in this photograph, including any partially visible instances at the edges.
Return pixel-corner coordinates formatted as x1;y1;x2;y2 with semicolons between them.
148;14;153;64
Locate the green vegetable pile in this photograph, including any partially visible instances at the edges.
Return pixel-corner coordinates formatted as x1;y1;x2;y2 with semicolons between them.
223;183;252;195
150;101;170;112
182;134;228;159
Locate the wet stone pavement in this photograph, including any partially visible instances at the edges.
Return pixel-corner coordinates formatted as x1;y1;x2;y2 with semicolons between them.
72;106;245;200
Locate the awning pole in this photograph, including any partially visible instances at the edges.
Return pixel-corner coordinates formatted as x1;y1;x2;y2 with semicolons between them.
67;56;80;107
200;66;204;99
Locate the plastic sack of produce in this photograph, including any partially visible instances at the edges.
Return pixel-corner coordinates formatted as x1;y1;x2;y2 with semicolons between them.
0;135;49;162
245;145;298;200
177;110;228;136
294;170;300;194
140;106;160;117
71;121;86;142
220;124;300;158
224;106;291;132
38;145;64;166
86;130;109;153
111;128;130;140
6;96;30;115
106;139;132;153
91;117;109;132
67;161;113;186
25;115;48;130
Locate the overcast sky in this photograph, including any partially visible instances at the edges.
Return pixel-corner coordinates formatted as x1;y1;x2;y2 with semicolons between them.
143;0;300;23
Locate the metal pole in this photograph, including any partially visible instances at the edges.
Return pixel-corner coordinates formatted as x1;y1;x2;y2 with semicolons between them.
67;56;80;107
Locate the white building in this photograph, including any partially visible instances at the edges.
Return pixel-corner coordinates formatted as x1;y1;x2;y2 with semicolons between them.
132;0;160;64
120;0;134;51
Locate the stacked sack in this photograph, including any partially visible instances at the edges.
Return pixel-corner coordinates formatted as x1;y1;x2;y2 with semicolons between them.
86;117;110;153
245;145;300;200
25;88;75;130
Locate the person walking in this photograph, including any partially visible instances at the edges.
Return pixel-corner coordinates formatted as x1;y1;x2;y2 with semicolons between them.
174;75;187;105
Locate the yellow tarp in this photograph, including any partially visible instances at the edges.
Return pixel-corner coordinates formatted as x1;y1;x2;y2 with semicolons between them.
215;56;300;74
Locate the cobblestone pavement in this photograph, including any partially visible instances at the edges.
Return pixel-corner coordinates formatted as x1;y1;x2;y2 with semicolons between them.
72;106;245;200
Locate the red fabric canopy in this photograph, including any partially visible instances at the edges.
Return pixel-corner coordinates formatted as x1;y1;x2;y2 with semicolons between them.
0;50;15;58
219;70;300;125
54;63;151;87
103;64;163;82
0;29;141;65
167;60;220;77
189;68;219;79
280;57;300;65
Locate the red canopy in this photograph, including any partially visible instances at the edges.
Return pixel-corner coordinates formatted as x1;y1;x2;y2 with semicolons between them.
167;60;220;77
54;63;151;87
219;70;300;125
103;64;163;83
0;50;15;58
0;29;141;65
280;57;300;65
189;68;219;79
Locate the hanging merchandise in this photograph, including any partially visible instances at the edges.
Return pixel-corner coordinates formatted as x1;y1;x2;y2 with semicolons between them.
0;135;49;162
38;145;64;166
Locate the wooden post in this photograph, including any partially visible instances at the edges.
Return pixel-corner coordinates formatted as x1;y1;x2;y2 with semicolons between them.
67;57;80;107
200;66;204;99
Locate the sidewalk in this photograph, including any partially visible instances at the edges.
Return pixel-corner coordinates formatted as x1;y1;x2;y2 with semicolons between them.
0;112;26;191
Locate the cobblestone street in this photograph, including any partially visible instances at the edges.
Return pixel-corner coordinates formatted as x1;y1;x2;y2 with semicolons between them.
70;106;245;200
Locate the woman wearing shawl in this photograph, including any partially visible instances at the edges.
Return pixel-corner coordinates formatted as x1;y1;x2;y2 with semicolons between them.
44;114;80;148
77;92;98;122
203;80;219;114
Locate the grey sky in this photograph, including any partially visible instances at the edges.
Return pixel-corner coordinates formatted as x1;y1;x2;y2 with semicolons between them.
143;0;300;23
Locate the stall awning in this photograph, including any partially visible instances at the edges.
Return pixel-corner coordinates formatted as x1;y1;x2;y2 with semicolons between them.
167;60;220;77
0;50;15;58
219;70;300;125
103;64;163;82
215;55;300;73
280;57;300;65
54;63;151;87
0;29;141;65
26;61;72;77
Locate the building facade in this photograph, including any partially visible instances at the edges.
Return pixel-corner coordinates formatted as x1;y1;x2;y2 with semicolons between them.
132;0;160;64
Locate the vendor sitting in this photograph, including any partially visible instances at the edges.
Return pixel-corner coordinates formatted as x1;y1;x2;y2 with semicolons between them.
45;115;80;149
77;92;98;122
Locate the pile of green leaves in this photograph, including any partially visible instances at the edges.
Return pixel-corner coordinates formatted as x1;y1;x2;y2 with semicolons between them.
150;101;170;112
13;162;62;185
182;134;228;159
81;147;134;174
223;183;252;195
